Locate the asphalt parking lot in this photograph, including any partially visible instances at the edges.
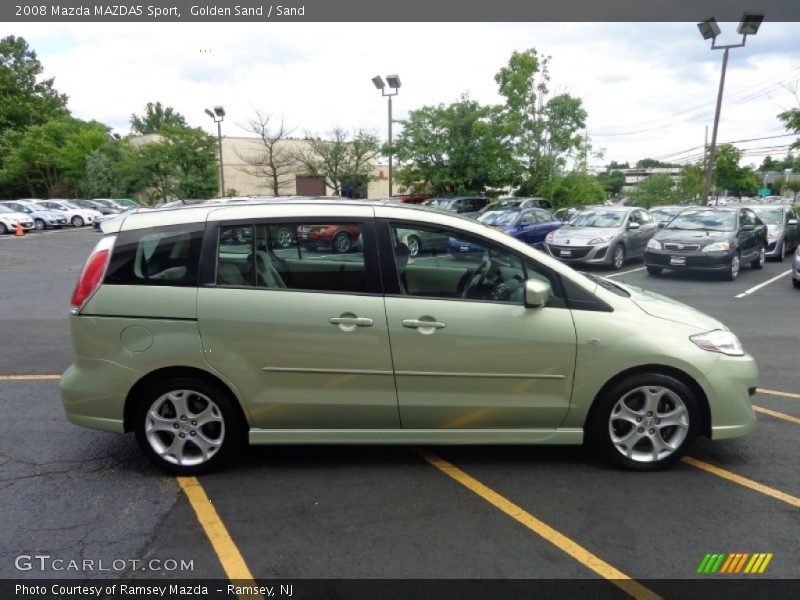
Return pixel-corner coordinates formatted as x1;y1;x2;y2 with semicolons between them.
1;227;798;597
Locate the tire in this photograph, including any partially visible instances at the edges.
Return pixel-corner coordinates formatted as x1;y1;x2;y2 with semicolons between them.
751;245;765;270
646;266;663;276
71;215;84;227
133;378;245;475
332;231;352;254
588;373;700;471
34;219;46;231
793;278;800;289
406;235;421;258
724;252;740;281
774;239;785;262
275;227;293;249
610;244;625;271
0;223;7;235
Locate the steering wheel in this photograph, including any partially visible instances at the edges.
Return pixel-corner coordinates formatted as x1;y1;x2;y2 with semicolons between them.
461;253;495;299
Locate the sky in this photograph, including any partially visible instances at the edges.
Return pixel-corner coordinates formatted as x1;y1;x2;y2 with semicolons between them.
5;21;800;170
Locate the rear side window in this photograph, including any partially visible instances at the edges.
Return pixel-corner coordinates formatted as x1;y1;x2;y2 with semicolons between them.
105;224;204;287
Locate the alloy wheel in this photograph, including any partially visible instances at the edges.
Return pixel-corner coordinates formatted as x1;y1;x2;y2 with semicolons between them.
612;246;624;270
407;235;421;258
276;227;293;248
729;254;740;279
608;385;689;463
144;390;225;467
72;216;84;227
35;219;46;231
333;232;351;253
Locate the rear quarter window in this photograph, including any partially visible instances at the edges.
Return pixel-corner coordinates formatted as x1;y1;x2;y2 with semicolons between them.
104;224;204;287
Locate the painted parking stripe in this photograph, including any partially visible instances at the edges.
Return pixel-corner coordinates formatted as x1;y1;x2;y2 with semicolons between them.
682;457;800;508
177;477;264;600
0;374;61;380
758;387;800;400
734;269;792;298
419;450;661;600
753;405;800;425
604;267;646;278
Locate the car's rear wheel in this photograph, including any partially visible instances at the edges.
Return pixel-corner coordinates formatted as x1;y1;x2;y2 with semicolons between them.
332;231;352;253
646;266;662;276
34;219;46;231
275;227;293;249
610;244;625;270
724;252;740;281
133;378;244;475
751;245;765;269
0;223;7;235
589;373;700;471
71;216;84;227
406;235;421;258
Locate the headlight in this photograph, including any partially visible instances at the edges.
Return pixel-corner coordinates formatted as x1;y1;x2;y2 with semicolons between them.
690;330;744;356
647;239;661;250
702;241;731;252
545;232;554;243
588;234;615;245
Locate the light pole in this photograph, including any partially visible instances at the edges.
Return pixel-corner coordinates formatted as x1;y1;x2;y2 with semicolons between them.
372;74;401;197
697;13;763;206
205;106;226;197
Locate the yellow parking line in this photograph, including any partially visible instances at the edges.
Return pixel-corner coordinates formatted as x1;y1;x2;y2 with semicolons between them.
177;477;263;600
757;387;800;400
682;457;800;508
419;450;661;600
753;405;800;425
0;374;61;380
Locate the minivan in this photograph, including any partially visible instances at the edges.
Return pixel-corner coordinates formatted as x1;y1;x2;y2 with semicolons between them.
61;200;757;474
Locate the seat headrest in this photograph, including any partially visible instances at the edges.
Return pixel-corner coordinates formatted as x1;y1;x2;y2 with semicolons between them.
395;243;410;270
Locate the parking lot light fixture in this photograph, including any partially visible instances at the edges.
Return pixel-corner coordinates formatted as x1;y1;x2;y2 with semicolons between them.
205;106;226;197
697;13;764;206
372;74;401;196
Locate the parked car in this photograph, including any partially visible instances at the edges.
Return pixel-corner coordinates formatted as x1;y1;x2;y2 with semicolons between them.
0;204;35;233
33;200;101;227
74;199;121;215
92;198;128;211
392;194;431;204
396;226;450;257
62;199;758;474
298;224;362;253
649;205;699;226
426;195;491;217
93;207;148;230
479;197;554;215
544;206;658;270
793;245;800;289
746;204;799;261
478;208;562;247
644;207;767;280
0;200;67;230
554;206;585;223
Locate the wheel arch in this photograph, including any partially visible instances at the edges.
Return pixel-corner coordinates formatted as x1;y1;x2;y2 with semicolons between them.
583;364;711;438
123;366;250;433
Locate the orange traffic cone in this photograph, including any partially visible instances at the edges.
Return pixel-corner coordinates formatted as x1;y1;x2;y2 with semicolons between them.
15;222;24;237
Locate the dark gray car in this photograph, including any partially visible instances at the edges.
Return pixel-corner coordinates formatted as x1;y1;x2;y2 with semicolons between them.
426;196;491;218
746;204;799;261
544;206;659;270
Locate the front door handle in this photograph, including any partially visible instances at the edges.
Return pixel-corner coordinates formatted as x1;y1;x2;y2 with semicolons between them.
330;316;373;326
402;319;446;330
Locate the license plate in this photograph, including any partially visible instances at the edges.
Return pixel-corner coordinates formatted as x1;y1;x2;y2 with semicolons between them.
460;245;470;252
560;249;572;257
670;256;686;266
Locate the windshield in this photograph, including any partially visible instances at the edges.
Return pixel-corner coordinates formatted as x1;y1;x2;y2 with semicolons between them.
582;272;631;298
478;210;518;226
666;210;736;232
569;210;625;228
60;202;81;210
650;207;682;219
750;207;782;225
0;205;13;213
427;198;453;209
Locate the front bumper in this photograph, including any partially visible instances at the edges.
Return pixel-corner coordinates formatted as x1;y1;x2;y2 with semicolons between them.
701;353;758;440
545;242;610;264
765;238;782;257
644;248;732;270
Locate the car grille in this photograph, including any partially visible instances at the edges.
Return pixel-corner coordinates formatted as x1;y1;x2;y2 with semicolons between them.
663;242;700;252
548;244;592;259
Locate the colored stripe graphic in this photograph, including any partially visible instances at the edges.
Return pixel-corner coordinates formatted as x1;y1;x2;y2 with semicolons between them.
698;552;773;574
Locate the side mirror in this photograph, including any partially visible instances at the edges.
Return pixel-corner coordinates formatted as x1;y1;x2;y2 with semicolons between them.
524;279;552;308
789;219;798;225
742;224;755;231
657;222;666;228
627;222;640;230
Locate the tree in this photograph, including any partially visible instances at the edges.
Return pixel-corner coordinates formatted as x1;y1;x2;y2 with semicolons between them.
392;96;516;195
713;144;759;197
635;158;679;169
538;172;605;208
236;111;297;196
82;140;146;198
675;164;704;202
495;48;588;194
130;102;187;134
295;127;380;196
779;107;800;150
596;170;625;197
783;180;800;200
631;173;676;208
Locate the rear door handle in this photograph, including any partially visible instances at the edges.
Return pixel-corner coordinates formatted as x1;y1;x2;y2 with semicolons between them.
330;316;373;326
402;319;446;329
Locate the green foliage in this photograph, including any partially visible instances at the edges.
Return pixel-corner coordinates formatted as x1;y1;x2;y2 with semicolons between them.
596;170;626;197
130;102;187;134
392;96;516;195
778;108;800;150
82;140;144;198
630;173;676;208
295;127;380;195
635;158;679;169
607;161;630;170
538;172;605;208
783;180;800;199
713;144;759;197
759;153;800;173
675;164;704;202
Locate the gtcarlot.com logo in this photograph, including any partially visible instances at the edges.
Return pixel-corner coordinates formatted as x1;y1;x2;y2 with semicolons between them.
697;552;773;574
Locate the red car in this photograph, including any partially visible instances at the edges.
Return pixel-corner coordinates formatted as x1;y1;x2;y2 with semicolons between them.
392;194;431;204
297;224;361;253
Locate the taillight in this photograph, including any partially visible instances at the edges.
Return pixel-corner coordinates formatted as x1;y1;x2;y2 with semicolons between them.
70;235;116;314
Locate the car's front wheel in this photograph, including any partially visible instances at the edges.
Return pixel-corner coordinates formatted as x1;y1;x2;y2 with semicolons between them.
724;252;740;281
34;219;46;231
0;223;7;235
590;373;700;471
751;245;765;269
610;244;625;270
646;266;662;276
133;378;244;474
71;216;84;227
406;234;421;258
332;231;352;253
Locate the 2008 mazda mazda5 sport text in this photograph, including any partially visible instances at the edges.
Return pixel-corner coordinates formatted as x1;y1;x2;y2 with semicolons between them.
60;199;757;474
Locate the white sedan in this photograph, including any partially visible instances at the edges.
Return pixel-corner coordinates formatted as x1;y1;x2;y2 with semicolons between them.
33;200;102;227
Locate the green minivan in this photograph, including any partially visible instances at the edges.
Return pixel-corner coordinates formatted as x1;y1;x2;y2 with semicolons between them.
61;200;757;473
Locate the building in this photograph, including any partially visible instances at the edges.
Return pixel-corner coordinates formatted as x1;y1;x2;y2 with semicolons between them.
621;167;681;194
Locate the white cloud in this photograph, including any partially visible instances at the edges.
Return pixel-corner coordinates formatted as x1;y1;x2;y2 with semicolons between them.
4;21;799;167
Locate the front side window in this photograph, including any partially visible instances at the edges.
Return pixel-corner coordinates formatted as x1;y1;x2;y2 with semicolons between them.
389;223;561;305
215;222;368;294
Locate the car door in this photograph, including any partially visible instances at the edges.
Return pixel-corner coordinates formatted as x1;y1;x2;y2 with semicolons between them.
515;211;537;243
637;210;659;256
786;208;800;249
197;207;400;430
379;218;577;430
737;209;756;258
